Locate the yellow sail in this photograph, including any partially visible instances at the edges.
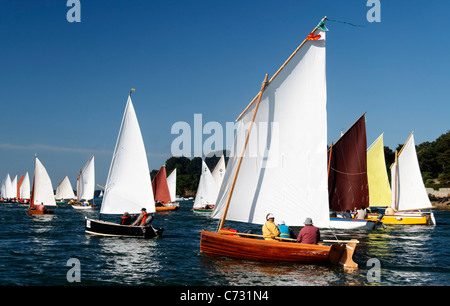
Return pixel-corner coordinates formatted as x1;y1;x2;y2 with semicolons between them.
367;134;391;207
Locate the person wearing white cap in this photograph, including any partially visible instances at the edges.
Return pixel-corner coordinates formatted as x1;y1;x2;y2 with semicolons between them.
262;213;280;240
278;220;296;239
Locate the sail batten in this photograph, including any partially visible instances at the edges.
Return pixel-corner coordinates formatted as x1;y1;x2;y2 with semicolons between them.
212;28;329;228
100;96;155;215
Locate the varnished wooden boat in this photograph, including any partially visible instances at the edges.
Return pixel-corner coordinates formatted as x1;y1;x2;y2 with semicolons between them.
85;218;163;238
27;207;54;215
200;230;358;268
155;204;180;212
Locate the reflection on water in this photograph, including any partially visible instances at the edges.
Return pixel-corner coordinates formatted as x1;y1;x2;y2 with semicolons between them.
0;204;449;285
90;237;163;285
199;254;367;286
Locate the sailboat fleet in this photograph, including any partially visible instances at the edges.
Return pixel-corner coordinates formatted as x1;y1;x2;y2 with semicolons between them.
0;18;438;269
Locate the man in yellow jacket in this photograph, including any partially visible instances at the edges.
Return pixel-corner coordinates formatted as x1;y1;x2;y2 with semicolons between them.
262;213;280;240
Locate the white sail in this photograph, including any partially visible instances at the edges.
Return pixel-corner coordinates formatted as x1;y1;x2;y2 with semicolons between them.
11;175;17;198
20;172;31;200
77;155;95;201
56;176;76;200
212;29;329;227
3;174;15;199
391;133;432;211
1;179;4;198
31;157;57;206
193;160;218;208
211;155;226;191
167;168;177;202
100;96;155;215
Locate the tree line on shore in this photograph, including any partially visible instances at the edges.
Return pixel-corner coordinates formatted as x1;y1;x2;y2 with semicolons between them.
384;131;450;188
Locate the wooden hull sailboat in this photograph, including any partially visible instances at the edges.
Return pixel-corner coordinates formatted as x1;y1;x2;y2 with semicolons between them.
28;208;54;215
202;18;359;268
85;90;163;238
155;204;180;211
27;156;57;215
200;230;358;268
153;165;180;212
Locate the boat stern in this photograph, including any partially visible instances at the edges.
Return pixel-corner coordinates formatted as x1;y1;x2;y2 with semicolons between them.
328;239;358;270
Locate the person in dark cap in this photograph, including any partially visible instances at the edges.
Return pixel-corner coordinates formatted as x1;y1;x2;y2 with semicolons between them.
297;218;320;244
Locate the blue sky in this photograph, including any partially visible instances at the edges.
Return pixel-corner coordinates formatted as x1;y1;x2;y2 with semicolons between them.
0;0;449;186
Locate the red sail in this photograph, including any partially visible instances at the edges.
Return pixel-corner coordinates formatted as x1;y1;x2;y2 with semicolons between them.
328;114;369;212
152;166;171;204
17;175;24;198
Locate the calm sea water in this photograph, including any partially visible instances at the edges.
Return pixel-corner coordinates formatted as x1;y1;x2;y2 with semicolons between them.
0;201;448;287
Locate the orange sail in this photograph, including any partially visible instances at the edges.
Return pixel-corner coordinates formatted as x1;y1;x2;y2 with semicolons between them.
152;166;171;204
17;175;24;198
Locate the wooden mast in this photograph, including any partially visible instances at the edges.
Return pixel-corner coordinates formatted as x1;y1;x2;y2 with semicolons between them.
218;74;269;230
236;16;327;122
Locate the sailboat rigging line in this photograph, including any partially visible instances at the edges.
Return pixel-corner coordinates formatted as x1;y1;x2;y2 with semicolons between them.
218;74;269;230
328;226;340;242
325;18;368;28
329;167;367;176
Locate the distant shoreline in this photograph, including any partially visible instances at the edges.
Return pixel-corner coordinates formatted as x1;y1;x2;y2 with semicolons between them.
432;200;450;210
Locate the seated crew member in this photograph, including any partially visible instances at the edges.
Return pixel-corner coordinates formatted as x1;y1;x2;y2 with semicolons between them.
262;213;280;240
